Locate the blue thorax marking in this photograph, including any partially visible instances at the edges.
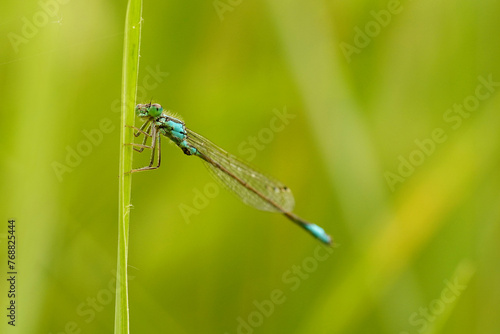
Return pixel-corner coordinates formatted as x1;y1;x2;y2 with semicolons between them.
157;116;186;142
157;115;198;156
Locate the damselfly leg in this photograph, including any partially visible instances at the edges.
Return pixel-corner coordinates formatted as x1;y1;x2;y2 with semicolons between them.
126;123;162;173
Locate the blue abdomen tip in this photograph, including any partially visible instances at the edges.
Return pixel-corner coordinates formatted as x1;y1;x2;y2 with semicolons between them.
305;224;332;245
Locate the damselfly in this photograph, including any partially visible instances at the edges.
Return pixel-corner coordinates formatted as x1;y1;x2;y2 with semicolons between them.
128;103;332;245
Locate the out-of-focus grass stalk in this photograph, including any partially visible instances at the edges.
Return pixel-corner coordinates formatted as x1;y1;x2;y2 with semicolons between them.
115;0;142;333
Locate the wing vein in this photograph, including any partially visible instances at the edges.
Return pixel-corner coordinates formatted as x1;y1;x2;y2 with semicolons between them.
186;129;295;212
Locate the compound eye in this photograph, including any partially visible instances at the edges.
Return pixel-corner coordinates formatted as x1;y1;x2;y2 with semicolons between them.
149;103;163;117
135;104;148;116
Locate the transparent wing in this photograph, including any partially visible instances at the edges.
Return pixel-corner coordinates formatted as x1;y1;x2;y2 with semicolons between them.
186;129;295;212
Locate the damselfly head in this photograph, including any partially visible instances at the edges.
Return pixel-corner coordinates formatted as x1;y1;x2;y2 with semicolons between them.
135;103;163;119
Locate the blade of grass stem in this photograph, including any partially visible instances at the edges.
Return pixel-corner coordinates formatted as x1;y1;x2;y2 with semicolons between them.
115;0;142;333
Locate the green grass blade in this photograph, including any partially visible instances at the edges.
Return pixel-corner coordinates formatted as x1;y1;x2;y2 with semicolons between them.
115;0;143;333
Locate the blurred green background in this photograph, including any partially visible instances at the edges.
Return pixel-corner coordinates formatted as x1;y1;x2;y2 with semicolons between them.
1;0;500;333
